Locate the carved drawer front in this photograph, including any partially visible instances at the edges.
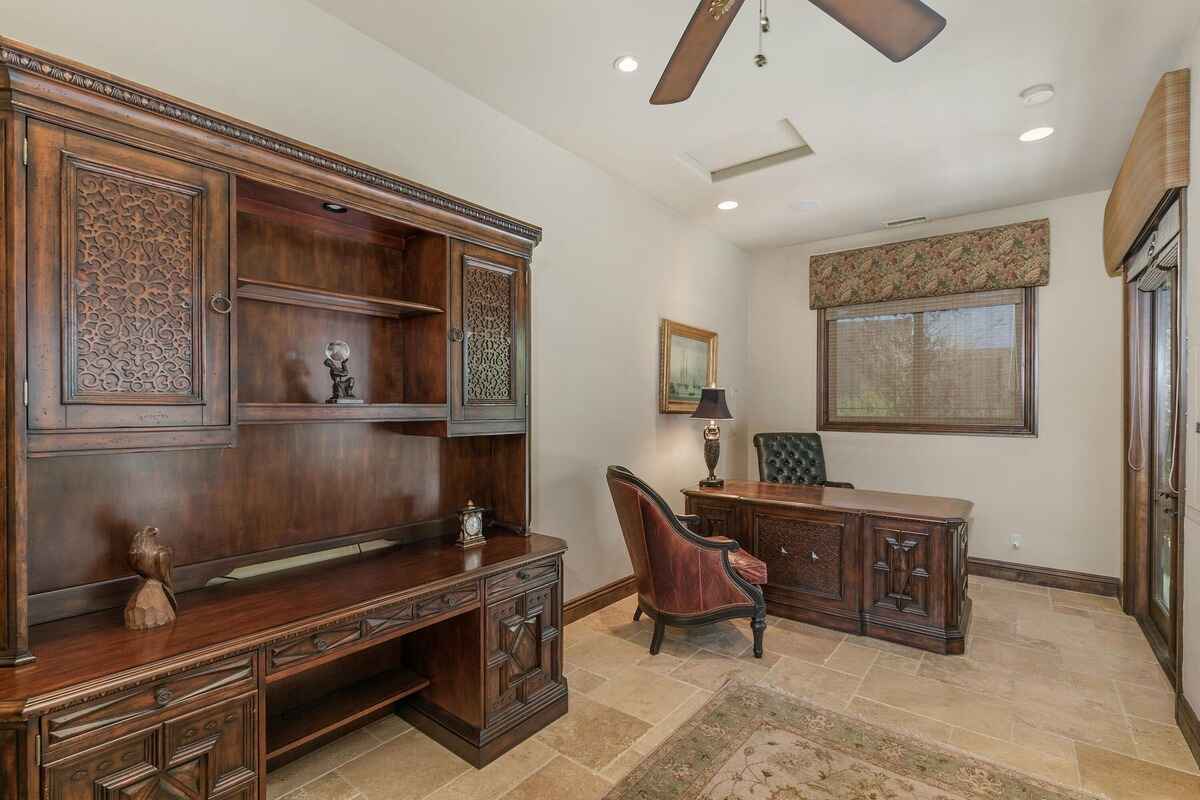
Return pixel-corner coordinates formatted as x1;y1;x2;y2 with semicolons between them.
43;655;255;753
864;517;938;621
268;582;478;673
163;693;256;797
752;510;849;604
268;622;363;671
485;558;558;599
45;728;159;800
485;581;562;726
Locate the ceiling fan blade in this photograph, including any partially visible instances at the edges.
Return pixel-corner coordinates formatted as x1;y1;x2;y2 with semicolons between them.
651;0;748;105
808;0;946;62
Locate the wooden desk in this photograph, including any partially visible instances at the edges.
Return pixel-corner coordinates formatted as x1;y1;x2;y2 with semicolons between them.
0;532;567;800
683;481;972;654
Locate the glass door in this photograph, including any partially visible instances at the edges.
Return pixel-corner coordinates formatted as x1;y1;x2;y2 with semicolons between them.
1148;271;1178;645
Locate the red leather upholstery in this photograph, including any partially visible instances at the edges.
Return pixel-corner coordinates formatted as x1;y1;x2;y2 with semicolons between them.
728;549;768;585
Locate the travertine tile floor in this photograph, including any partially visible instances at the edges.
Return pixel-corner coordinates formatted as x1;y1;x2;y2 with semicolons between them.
269;576;1200;800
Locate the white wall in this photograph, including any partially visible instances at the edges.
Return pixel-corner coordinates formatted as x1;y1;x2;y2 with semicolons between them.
0;0;752;600
746;191;1122;577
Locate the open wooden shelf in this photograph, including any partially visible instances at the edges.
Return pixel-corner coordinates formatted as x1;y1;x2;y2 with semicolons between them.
237;277;444;319
266;667;430;763
238;403;448;425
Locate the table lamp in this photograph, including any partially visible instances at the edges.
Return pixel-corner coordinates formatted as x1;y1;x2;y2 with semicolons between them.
691;387;733;488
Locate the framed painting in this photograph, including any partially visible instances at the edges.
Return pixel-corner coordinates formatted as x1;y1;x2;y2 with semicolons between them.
659;320;718;414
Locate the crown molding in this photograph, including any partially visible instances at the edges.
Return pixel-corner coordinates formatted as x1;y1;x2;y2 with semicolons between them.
0;38;542;246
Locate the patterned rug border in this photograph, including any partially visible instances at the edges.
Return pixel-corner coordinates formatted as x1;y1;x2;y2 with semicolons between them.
604;680;1108;800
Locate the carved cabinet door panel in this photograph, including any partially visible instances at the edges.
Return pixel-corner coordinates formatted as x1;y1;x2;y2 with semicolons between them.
449;240;527;431
685;499;746;550
26;121;232;454
750;507;859;612
862;516;945;626
484;581;561;727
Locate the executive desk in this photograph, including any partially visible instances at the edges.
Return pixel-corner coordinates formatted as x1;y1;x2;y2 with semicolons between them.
683;481;973;654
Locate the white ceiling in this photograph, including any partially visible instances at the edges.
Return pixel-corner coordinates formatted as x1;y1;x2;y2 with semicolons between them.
314;0;1200;251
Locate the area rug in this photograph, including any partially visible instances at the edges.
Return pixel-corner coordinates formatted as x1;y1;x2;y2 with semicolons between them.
604;682;1103;800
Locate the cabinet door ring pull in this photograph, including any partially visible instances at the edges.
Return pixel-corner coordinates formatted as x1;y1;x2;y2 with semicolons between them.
210;292;233;314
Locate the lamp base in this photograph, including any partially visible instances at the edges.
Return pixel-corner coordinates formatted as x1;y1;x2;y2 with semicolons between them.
698;477;725;489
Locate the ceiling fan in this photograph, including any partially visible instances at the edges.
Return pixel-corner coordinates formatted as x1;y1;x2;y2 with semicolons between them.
651;0;947;105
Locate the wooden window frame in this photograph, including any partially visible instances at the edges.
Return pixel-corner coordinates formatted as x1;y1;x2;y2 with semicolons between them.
816;288;1038;437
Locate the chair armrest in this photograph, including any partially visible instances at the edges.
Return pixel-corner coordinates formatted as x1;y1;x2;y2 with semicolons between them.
822;480;855;489
675;513;702;534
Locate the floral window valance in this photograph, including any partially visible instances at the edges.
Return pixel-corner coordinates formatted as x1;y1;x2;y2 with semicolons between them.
809;219;1050;309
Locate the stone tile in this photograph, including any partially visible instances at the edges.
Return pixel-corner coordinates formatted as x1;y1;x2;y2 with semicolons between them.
670;648;777;691
1049;589;1122;613
1091;628;1159;663
1129;716;1200;775
761;656;862;711
763;625;844;664
1014;609;1097;651
1059;645;1172;690
500;756;611;800
823;641;880;677
1009;682;1137;756
857;665;1014;739
361;713;411;744
1065;672;1123;714
1012;722;1079;761
770;616;848;642
1077;742;1200;800
337;731;469;800
847;633;927;661
968;575;1050;596
566;667;607;694
267;730;380;800
1117;680;1178;724
965;636;1063;680
562;621;608;653
968;618;1061;653
948;728;1080;787
536;693;650;769
586;666;698;724
666;620;754;657
631;690;713;755
873;651;922;675
562;632;656;679
633;651;687;675
598;747;646;783
278;773;360;800
917;652;1019;700
970;586;1054;616
424;739;557;800
845;697;952;743
1090;609;1144;634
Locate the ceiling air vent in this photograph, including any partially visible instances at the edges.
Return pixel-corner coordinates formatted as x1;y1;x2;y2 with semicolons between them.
884;215;929;229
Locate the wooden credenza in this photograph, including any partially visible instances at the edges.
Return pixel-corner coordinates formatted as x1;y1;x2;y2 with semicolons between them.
683;481;973;654
0;534;567;800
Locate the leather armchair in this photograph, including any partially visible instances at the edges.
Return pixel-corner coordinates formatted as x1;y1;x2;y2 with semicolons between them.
606;466;767;657
753;432;854;489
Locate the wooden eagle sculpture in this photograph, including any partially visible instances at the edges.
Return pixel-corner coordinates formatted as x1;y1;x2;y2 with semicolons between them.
124;526;178;631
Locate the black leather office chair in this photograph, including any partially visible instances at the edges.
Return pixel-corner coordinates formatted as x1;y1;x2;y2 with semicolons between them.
752;432;854;489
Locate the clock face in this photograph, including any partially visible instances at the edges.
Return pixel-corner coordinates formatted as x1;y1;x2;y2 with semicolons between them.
464;513;483;536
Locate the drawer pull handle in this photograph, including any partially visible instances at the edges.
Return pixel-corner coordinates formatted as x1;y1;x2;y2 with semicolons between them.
313;637;330;652
780;547;788;556
154;688;175;707
811;551;819;561
516;570;530;581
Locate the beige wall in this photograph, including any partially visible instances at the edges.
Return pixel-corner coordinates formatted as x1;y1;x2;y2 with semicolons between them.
1181;21;1200;717
746;191;1123;577
0;0;752;601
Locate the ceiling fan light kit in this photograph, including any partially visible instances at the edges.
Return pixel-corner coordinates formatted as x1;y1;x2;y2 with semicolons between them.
652;0;947;105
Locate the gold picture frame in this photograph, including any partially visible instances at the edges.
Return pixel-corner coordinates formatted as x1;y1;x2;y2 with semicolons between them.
659;320;718;414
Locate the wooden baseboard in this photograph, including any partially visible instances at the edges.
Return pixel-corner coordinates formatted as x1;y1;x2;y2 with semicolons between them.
967;557;1120;597
1178;693;1200;771
563;575;636;625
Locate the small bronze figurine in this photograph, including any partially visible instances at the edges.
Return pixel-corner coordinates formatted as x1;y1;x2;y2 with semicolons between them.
124;526;177;631
324;340;362;404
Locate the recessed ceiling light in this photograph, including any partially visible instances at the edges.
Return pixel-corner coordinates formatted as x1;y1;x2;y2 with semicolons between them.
613;55;639;73
1019;126;1055;143
717;200;739;211
322;202;348;213
1019;83;1056;106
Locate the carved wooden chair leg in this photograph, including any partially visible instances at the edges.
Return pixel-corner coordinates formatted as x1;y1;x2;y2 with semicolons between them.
751;614;766;659
633;606;643;622
649;618;666;655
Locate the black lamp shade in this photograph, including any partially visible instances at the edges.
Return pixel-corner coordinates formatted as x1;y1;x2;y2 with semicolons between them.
691;387;733;420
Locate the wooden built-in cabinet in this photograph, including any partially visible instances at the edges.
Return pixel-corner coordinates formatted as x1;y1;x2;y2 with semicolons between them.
0;37;556;799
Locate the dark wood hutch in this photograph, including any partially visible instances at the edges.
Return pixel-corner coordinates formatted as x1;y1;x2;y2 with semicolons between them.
0;38;565;800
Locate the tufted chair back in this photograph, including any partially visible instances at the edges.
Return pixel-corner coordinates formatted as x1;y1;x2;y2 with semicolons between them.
753;432;829;485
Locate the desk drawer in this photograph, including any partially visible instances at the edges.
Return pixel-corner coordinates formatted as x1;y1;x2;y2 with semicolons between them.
43;654;255;753
750;508;856;610
268;622;364;671
485;558;558;599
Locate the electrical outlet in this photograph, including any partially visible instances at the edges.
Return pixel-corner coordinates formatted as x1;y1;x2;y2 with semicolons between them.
1010;534;1023;550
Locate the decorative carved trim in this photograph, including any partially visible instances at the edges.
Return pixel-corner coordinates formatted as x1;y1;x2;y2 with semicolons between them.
0;40;541;245
967;557;1120;597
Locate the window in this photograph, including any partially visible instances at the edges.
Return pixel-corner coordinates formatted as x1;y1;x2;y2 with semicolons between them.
818;288;1036;435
